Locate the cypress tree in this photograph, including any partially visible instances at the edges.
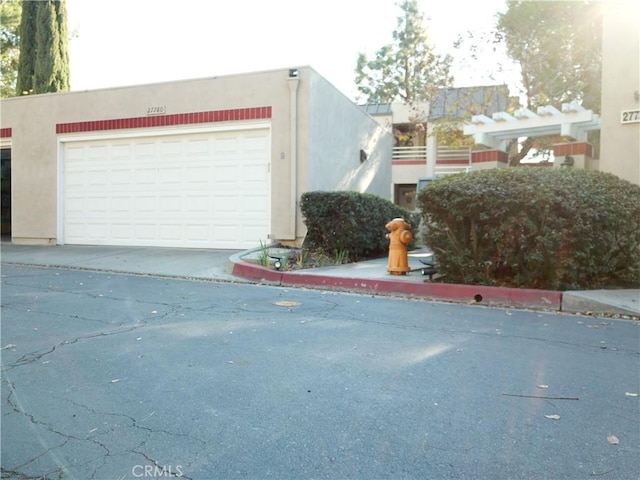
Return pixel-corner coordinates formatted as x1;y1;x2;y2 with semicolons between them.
16;0;69;95
16;0;36;94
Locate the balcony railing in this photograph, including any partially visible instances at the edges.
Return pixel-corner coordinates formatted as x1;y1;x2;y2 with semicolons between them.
437;146;471;162
434;165;472;176
392;145;473;175
392;145;427;160
434;146;471;176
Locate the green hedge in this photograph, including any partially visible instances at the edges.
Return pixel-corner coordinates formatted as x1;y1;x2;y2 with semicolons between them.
417;168;640;290
300;191;421;260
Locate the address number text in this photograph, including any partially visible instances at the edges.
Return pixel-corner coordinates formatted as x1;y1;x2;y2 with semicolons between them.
621;109;640;124
147;106;166;115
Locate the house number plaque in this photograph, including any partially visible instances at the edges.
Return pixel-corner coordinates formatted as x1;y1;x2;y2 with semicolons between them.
621;109;640;124
147;106;166;115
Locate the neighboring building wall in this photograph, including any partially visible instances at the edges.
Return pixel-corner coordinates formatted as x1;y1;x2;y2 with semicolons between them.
305;70;393;197
599;1;640;185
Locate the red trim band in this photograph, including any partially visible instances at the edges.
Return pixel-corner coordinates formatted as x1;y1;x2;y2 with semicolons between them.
392;160;426;165
56;107;272;134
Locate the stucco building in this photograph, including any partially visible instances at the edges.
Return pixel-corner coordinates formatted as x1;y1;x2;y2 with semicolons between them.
599;1;640;184
462;1;639;186
0;67;392;248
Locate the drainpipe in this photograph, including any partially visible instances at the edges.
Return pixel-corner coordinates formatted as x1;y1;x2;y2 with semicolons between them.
288;71;300;241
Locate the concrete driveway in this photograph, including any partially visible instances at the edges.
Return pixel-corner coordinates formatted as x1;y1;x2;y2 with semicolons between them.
0;243;242;282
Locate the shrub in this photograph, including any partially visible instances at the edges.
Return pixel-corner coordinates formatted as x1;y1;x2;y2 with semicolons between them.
300;191;420;260
417;168;640;290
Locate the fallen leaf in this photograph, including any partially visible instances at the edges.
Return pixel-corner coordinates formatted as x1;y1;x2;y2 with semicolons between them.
537;384;549;389
624;392;639;397
607;435;619;445
544;414;561;420
110;378;121;384
274;301;300;307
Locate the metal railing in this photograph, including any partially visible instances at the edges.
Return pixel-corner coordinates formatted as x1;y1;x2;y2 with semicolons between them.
436;146;471;162
392;145;427;160
434;146;471;176
434;165;472;176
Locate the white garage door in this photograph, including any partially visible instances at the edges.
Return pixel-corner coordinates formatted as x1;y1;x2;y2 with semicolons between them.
62;129;270;249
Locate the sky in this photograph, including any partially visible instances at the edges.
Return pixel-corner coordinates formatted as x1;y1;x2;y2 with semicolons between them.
65;0;521;101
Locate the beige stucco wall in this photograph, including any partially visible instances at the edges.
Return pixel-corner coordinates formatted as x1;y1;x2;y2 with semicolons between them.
392;164;425;185
306;70;393;197
0;66;391;247
2;69;300;244
599;1;640;185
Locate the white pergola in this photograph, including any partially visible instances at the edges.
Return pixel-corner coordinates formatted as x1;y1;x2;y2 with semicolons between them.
463;101;601;151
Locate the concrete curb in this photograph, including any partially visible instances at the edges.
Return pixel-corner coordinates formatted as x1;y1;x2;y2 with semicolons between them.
230;254;563;311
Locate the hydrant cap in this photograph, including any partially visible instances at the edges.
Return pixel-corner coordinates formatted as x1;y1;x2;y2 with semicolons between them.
400;229;412;244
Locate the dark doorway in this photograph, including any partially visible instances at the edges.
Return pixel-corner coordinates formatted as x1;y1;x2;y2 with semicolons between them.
1;148;11;236
394;183;416;210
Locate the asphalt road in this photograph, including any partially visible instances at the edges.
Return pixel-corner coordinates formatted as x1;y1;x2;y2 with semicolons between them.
2;265;639;480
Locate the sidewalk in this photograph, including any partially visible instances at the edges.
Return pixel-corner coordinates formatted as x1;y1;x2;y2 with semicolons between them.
1;242;638;316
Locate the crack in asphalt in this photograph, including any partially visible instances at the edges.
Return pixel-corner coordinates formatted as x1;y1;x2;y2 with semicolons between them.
63;397;203;480
0;467;66;480
3;376;205;480
3;378;109;480
0;303;124;328
2;322;147;372
1;276;178;307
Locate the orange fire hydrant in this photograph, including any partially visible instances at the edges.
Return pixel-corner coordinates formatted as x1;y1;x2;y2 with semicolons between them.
385;218;413;275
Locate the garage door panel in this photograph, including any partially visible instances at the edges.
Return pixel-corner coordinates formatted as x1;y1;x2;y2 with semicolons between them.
215;165;239;183
159;168;182;184
112;144;132;158
185;166;211;184
135;142;155;157
133;196;156;213
243;195;269;214
159;141;181;157
111;169;132;185
87;196;108;213
63;129;270;249
133;224;157;240
134;168;157;184
160;196;182;212
111;224;132;240
214;195;239;213
89;145;108;159
215;224;241;242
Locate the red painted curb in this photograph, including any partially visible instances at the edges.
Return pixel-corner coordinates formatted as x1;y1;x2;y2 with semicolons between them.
231;261;283;284
232;261;562;310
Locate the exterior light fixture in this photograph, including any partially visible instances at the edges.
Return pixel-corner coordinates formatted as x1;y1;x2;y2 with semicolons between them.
289;69;299;78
